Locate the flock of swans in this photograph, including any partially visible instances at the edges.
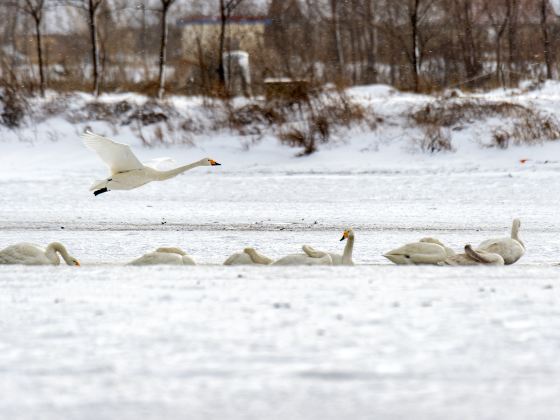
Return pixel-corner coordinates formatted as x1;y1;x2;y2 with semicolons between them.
0;222;525;267
0;131;526;267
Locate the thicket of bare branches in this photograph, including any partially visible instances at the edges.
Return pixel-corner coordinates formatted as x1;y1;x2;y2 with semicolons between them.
1;0;560;97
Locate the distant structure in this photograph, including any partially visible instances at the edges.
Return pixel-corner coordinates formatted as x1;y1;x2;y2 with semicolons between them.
223;51;252;97
177;15;271;63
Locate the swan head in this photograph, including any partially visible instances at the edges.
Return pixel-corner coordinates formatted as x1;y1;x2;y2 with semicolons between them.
201;158;221;166
340;228;354;241
70;258;80;266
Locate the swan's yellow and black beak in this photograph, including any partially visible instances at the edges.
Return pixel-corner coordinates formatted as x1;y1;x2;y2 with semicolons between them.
209;159;221;166
340;230;349;241
74;260;81;267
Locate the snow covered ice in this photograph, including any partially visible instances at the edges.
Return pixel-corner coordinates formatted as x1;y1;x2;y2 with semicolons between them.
2;85;560;419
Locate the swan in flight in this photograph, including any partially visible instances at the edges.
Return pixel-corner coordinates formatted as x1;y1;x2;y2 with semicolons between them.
223;247;273;265
477;219;525;265
0;242;80;266
441;244;504;266
383;237;454;265
129;247;196;265
302;228;355;265
82;131;221;196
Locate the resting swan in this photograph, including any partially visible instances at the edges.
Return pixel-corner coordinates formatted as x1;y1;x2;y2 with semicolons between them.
272;245;333;266
223;248;273;265
302;228;355;265
383;237;455;265
129;247;196;265
82;131;221;196
0;242;80;266
441;244;504;266
477;219;525;265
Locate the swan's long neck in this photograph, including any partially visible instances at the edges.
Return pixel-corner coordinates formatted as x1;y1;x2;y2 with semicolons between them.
156;161;204;181
342;234;354;264
511;219;524;248
245;248;273;264
46;242;72;265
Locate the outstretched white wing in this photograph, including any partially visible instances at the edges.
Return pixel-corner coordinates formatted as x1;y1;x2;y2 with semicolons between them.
143;157;176;170
82;131;143;174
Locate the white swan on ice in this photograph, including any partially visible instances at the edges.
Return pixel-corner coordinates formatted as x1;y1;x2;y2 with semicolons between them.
476;219;525;265
441;244;504;266
302;228;355;265
82;131;221;196
0;242;80;266
129;247;196;266
383;237;454;265
272;242;333;266
223;247;273;265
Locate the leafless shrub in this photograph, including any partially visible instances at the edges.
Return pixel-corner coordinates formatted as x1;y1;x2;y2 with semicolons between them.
124;100;174;126
0;82;27;129
412;98;560;150
220;87;376;154
491;113;560;148
419;124;453;153
411;99;542;128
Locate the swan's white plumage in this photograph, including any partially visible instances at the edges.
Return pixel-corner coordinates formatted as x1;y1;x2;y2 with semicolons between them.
302;228;355;265
384;239;451;265
82;131;143;173
223;248;273;265
477;219;525;265
129;247;196;266
272;252;333;266
442;245;504;266
0;242;80;266
82;131;220;193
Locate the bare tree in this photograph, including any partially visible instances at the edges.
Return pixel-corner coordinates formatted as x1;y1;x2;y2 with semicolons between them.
67;0;105;96
8;0;47;96
330;0;344;79
217;0;244;87
540;0;553;79
157;0;176;99
484;0;510;86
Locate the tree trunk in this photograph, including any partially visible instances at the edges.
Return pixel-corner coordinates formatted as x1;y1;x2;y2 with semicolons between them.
88;0;100;96
365;0;377;84
218;0;227;85
410;0;420;92
33;14;45;97
541;0;553;79
330;0;344;80
157;3;170;99
506;0;519;85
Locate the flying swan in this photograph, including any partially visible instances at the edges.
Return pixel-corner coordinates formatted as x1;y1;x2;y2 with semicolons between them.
301;228;355;265
0;242;80;266
476;218;525;265
441;244;504;266
82;131;221;195
383;237;455;265
223;247;273;265
129;247;196;265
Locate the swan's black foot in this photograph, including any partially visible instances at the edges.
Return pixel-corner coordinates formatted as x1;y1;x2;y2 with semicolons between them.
94;187;109;196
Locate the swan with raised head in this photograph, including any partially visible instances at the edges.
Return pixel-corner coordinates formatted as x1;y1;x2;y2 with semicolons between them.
477;219;525;265
82;131;221;196
129;247;196;265
383;237;454;265
272;245;333;266
223;247;273;265
0;242;80;266
441;244;504;266
302;228;355;265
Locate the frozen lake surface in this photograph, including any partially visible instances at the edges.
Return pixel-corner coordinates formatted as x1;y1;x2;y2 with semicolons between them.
1;139;560;419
